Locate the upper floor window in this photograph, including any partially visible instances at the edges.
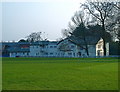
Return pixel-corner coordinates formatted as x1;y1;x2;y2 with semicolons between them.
50;46;53;48
98;45;101;48
50;53;53;55
36;46;38;48
45;53;48;55
71;45;75;48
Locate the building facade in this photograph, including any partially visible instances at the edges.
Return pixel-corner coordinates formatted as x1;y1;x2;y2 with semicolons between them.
1;37;109;57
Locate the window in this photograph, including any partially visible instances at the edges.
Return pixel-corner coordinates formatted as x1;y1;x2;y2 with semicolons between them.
78;52;81;56
73;53;75;56
27;53;29;55
71;45;75;48
50;46;53;48
97;50;101;56
36;53;39;56
45;53;48;55
54;46;57;48
50;53;53;55
98;45;101;48
68;53;72;55
36;46;38;48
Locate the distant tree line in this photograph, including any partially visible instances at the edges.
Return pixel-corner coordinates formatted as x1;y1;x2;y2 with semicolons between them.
19;32;48;42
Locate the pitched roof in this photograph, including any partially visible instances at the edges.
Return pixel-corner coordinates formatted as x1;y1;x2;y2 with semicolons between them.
30;41;58;45
30;41;49;45
58;36;101;45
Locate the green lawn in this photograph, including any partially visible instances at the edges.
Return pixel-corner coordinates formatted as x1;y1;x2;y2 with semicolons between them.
2;57;119;90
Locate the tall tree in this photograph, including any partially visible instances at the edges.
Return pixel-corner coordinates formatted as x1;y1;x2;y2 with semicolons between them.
62;11;91;56
82;1;116;55
87;24;112;42
70;23;90;56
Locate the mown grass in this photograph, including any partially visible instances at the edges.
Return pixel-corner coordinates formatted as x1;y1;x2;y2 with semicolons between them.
2;57;119;90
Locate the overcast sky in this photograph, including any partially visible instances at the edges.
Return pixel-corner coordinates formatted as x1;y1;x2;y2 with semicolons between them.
1;0;86;41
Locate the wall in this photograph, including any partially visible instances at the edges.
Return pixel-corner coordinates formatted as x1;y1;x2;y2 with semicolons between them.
96;38;104;56
10;52;29;57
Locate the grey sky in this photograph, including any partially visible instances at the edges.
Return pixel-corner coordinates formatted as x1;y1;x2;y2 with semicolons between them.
2;1;85;41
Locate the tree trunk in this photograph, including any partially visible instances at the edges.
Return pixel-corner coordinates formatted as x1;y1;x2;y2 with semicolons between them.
85;45;89;56
83;37;89;56
102;20;106;56
83;29;89;56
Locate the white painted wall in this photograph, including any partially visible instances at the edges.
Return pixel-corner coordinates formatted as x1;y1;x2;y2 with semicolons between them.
96;38;104;56
106;43;109;56
10;38;107;57
88;45;96;56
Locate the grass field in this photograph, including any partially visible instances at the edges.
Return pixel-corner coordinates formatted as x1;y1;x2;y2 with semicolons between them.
2;57;119;90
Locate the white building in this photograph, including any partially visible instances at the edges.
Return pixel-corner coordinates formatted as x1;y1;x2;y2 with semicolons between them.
29;41;59;57
57;37;106;57
9;37;109;57
9;42;30;57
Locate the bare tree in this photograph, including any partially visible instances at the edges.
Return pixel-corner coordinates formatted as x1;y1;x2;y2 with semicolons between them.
82;1;117;56
62;11;91;56
26;32;48;42
106;2;120;42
